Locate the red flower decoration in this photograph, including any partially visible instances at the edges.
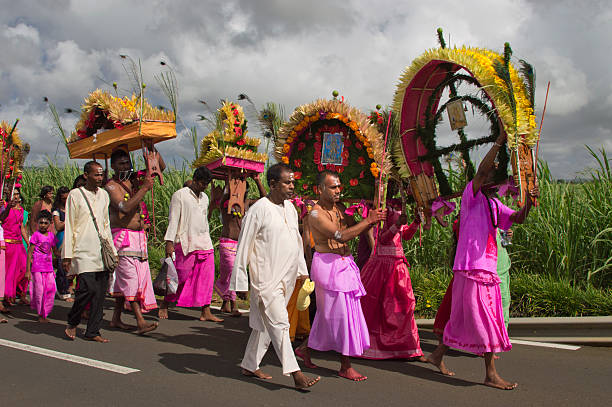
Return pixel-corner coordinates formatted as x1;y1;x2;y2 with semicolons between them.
294;171;302;180
338;167;344;173
344;137;352;147
355;142;362;150
235;127;243;137
297;142;306;151
341;150;349;159
359;170;365;179
294;159;302;168
236;139;246;146
357;156;366;165
349;179;358;186
303;184;309;190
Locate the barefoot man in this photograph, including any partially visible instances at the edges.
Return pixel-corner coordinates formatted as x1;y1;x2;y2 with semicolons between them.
303;170;386;382
426;132;539;389
159;166;222;322
212;173;266;316
63;161;116;342
231;163;320;390
105;148;159;335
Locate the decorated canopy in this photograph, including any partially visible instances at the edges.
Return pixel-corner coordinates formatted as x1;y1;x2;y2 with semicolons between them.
193;101;267;175
67;89;176;159
275;98;390;200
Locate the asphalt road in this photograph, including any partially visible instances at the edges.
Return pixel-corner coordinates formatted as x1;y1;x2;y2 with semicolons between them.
1;298;610;407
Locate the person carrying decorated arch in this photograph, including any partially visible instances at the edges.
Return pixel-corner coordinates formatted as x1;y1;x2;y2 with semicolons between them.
425;131;539;390
105;148;160;335
302;170;386;382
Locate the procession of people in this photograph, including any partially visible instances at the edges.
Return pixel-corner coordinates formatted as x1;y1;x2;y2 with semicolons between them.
0;127;540;392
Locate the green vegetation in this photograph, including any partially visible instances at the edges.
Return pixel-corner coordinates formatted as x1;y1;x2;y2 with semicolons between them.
19;147;611;317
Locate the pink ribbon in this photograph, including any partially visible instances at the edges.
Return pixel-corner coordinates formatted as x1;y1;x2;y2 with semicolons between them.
431;197;456;216
497;176;519;199
345;200;369;218
291;197;309;219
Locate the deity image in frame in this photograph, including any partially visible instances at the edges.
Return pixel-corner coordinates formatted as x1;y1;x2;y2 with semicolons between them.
321;132;344;165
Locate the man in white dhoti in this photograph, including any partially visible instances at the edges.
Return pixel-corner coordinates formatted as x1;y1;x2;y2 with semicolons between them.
231;163;320;390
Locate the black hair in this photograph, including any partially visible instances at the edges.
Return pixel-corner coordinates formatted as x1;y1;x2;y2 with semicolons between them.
266;163;292;186
72;175;86;189
192;166;213;185
52;186;70;211
110;149;130;165
39;185;54;199
83;161;102;175
316;170;339;187
37;209;53;222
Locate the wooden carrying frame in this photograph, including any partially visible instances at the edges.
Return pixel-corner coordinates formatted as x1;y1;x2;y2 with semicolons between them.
67;122;176;159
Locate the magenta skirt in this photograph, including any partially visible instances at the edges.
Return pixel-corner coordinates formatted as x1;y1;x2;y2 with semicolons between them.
165;244;215;308
443;270;511;354
308;252;370;357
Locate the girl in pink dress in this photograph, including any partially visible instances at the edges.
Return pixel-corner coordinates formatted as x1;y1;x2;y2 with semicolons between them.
360;205;423;359
1;190;29;306
26;210;58;322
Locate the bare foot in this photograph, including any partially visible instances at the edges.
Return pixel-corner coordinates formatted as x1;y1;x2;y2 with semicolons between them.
65;326;76;340
19;297;30;306
295;347;319;368
200;314;224;322
241;368;272;379
136;322;159;335
230;309;242;317
38;317;49;323
65;297;74;303
220;301;232;313
158;307;169;319
110;321;135;330
484;374;518;390
0;303;10;313
84;335;110;343
293;371;320;389
0;317;7;323
338;367;367;381
425;348;455;376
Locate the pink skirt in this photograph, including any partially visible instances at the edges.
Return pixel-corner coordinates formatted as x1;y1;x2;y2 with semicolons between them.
360;254;422;359
4;242;26;299
0;243;5;299
309;252;370;357
111;229;157;311
214;238;237;301
29;272;56;318
165;244;215;308
443;270;511;354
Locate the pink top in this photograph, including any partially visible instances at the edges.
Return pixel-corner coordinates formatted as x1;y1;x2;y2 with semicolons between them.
376;209;419;258
3;205;24;240
453;181;514;273
30;231;57;273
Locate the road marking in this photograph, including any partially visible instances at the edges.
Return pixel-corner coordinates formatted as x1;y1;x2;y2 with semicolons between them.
0;339;140;374
510;338;581;351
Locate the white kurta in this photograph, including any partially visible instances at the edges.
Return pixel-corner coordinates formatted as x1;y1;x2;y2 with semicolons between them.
230;197;307;375
164;187;213;256
62;187;115;274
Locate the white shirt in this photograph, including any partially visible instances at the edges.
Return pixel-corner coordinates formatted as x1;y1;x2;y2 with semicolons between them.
230;197;308;329
164;186;213;255
63;187;116;274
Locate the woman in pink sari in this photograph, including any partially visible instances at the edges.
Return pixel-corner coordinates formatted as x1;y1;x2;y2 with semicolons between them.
359;204;423;359
1;190;29;306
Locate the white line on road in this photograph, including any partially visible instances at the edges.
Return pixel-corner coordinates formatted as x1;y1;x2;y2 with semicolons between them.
0;339;140;374
510;338;581;351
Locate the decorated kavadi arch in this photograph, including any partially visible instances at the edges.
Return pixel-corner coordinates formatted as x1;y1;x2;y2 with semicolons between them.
392;31;539;211
275;98;390;200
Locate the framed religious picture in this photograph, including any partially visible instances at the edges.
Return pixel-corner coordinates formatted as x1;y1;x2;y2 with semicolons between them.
447;99;468;130
321;132;344;165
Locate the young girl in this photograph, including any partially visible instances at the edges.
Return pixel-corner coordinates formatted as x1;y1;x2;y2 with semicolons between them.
52;187;72;301
26;210;58;322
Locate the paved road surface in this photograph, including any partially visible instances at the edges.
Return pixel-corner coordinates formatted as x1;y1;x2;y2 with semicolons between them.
1;299;610;406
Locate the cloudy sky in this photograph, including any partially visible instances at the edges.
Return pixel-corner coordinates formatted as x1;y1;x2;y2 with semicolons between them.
1;0;610;179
